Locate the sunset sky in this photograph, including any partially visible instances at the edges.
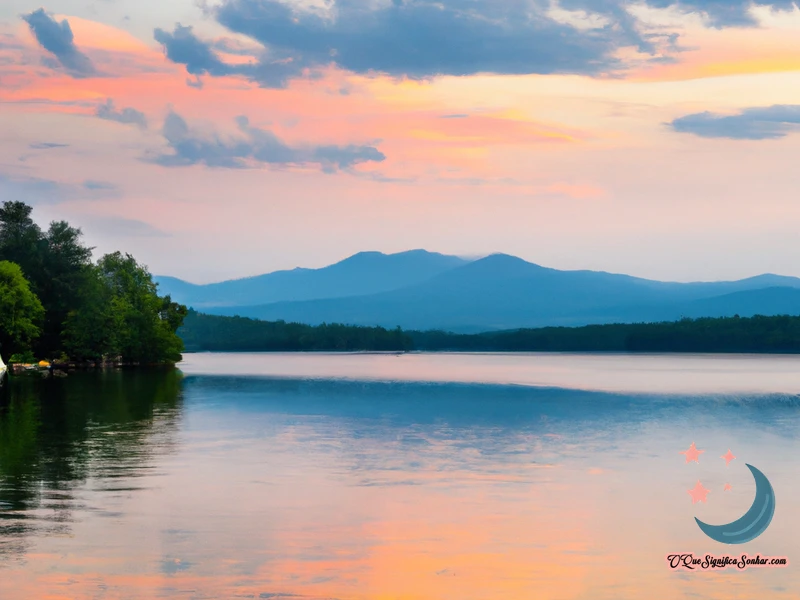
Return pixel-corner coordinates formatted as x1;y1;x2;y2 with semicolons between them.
2;1;800;283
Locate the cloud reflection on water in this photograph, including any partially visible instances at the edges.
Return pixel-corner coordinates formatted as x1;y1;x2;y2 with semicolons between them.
0;356;798;598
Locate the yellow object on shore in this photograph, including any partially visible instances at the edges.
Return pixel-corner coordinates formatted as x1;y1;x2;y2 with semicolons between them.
38;360;50;367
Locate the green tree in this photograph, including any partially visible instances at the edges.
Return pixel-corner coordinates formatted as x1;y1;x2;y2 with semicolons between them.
62;265;117;361
0;202;96;356
96;252;187;364
37;221;95;355
0;201;186;364
177;310;414;352
0;201;45;289
0;260;45;358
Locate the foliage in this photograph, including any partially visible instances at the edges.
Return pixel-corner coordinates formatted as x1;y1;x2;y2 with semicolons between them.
61;266;117;361
62;253;188;363
9;351;37;364
409;314;800;353
179;310;413;352
0;201;187;363
38;220;95;353
99;252;187;363
0;260;45;356
0;201;44;284
180;312;800;354
0;202;95;356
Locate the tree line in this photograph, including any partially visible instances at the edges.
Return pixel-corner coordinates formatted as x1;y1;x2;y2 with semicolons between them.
0;201;187;364
180;312;800;354
179;310;414;352
409;315;800;352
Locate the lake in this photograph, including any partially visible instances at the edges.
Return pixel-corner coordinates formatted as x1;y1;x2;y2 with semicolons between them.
1;352;799;599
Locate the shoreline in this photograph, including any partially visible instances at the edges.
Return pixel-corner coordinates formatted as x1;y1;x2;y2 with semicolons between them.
9;361;179;376
179;349;800;356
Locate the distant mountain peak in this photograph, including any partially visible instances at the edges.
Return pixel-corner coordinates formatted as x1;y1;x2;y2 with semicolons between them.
344;250;385;259
158;248;800;332
332;249;467;269
459;252;548;274
481;252;535;264
340;248;456;261
154;248;470;308
399;248;453;257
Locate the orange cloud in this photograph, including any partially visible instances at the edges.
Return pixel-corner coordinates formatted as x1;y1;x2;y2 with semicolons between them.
403;113;582;146
1;13;598;191
54;16;153;54
630;24;800;82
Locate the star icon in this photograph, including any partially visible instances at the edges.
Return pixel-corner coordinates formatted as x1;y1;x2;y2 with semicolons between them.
680;442;705;464
724;483;732;492
721;449;736;466
688;480;711;504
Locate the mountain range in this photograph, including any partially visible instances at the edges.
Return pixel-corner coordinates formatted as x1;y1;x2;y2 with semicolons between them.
154;250;800;332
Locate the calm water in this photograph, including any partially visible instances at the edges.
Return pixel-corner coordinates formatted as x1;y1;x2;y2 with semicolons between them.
1;352;799;599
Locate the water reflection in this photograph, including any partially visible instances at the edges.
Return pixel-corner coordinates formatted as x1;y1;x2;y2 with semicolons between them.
171;377;800;599
0;356;799;599
0;370;183;560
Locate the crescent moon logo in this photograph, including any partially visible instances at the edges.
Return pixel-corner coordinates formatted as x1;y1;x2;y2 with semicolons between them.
695;464;776;545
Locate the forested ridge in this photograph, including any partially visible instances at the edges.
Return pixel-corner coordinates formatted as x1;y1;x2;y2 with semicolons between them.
408;314;800;352
180;311;800;354
179;310;413;352
0;201;187;364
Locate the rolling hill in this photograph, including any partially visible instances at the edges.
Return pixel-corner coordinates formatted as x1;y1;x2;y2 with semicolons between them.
191;253;800;332
154;249;469;308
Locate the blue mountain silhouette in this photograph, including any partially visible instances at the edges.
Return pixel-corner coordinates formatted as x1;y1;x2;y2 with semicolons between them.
157;251;800;332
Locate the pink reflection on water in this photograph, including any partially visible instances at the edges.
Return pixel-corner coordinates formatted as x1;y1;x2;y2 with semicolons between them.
179;352;800;394
2;354;799;599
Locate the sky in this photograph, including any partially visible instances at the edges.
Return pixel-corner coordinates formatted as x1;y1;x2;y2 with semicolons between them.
2;1;800;283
